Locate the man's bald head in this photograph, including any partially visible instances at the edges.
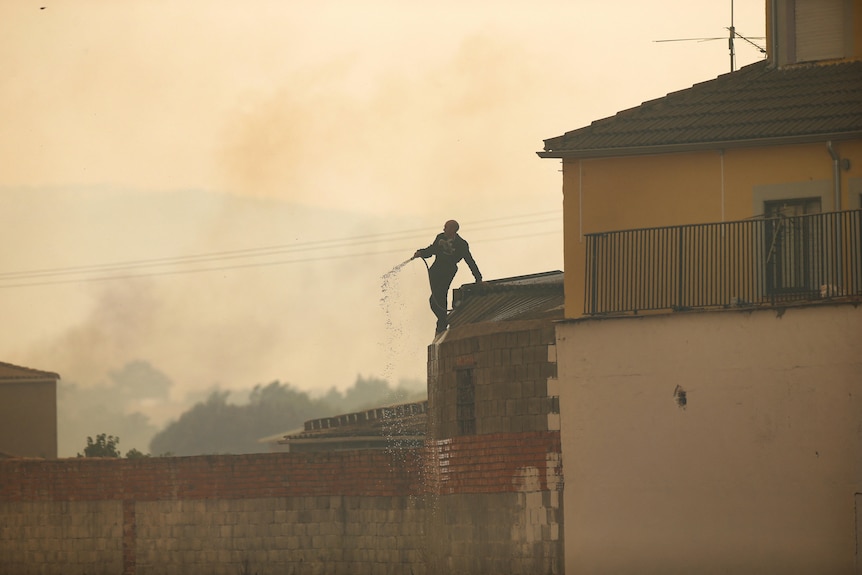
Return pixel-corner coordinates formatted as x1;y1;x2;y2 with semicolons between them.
443;220;459;238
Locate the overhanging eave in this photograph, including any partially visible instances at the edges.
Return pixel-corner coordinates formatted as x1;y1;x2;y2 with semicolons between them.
537;131;862;160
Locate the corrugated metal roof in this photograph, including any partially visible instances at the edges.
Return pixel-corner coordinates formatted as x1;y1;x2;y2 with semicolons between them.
0;361;60;382
448;271;564;327
280;401;428;442
540;60;862;158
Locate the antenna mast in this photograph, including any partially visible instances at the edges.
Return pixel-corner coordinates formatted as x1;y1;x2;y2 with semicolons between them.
652;0;765;72
729;0;736;72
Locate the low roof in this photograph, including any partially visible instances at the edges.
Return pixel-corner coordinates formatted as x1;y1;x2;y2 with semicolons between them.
280;400;428;443
0;361;60;382
448;271;564;327
539;60;862;159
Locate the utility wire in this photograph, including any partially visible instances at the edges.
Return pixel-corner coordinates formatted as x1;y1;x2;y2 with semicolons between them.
0;212;561;288
0;210;558;280
0;228;561;289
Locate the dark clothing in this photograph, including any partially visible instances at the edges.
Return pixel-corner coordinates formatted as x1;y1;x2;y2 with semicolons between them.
416;233;482;332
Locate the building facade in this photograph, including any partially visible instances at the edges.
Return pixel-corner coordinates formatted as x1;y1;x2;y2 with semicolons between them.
0;362;60;459
540;1;862;572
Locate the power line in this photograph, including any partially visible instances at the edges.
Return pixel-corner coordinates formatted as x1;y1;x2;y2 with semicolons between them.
0;210;559;281
0;229;562;289
0;212;561;288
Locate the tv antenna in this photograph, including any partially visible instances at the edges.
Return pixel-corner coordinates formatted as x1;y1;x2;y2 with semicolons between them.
653;0;765;72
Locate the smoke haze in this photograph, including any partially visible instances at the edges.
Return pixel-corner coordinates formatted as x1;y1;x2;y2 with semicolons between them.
0;1;766;455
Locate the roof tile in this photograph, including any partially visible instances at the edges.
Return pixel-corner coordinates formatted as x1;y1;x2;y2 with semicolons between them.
541;61;862;157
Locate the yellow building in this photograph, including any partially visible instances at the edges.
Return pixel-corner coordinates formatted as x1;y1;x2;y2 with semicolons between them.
540;1;862;572
541;0;862;319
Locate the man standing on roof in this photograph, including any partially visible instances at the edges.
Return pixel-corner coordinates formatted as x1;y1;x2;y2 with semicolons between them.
414;220;485;334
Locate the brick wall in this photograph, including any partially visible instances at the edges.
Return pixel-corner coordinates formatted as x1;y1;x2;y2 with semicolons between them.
1;451;422;501
427;432;561;495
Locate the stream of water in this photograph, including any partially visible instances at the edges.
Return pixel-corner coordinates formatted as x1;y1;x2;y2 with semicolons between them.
379;258;424;450
379;257;416;383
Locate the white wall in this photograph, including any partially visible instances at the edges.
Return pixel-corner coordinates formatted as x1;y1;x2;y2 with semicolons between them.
557;303;862;574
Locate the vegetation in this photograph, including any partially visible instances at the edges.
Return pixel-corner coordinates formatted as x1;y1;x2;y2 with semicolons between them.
58;360;166;458
124;448;151;459
148;376;424;456
73;376;424;458
77;433;121;458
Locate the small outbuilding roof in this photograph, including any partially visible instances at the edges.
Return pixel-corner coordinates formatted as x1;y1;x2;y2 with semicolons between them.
0;361;60;382
279;401;427;451
448;271;564;328
539;60;862;159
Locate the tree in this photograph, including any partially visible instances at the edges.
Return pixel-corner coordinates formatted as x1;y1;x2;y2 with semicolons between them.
150;383;332;456
148;376;427;457
125;448;151;459
78;433;121;458
321;375;426;413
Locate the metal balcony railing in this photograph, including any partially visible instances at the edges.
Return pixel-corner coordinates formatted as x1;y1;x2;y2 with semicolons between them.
584;209;862;315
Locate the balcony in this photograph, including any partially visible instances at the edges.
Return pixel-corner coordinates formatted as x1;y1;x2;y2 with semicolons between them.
584;209;862;315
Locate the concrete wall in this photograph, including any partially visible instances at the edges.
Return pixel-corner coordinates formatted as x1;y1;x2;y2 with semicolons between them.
556;302;862;574
0;379;57;458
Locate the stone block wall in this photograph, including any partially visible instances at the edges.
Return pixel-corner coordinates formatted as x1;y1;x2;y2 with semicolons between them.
427;319;559;441
132;496;427;575
0;500;122;572
0;451;425;575
0;430;562;574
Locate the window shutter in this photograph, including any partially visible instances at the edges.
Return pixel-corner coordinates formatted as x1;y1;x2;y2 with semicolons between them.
795;0;845;62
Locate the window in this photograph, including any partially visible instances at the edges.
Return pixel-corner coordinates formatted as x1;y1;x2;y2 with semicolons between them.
764;197;822;295
456;369;475;436
795;0;847;62
776;0;853;65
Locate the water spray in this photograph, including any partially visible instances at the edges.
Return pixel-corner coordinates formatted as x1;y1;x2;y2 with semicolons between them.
381;256;447;325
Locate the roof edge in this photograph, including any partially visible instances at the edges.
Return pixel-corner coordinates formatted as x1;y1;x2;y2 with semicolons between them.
537;132;862;160
281;435;424;445
0;361;60;381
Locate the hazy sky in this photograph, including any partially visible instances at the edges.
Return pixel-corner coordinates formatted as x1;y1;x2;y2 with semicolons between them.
1;1;766;423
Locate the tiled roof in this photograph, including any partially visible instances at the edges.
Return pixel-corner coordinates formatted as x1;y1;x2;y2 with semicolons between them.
447;271;564;328
0;361;60;382
539;60;862;158
280;401;428;443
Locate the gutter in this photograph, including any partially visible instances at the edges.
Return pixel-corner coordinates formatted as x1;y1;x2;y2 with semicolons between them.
280;435;424;446
825;141;844;287
826;141;841;210
537;131;862;160
769;0;778;68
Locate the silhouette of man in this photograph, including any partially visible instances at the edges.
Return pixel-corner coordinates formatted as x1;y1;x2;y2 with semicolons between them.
414;220;484;334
